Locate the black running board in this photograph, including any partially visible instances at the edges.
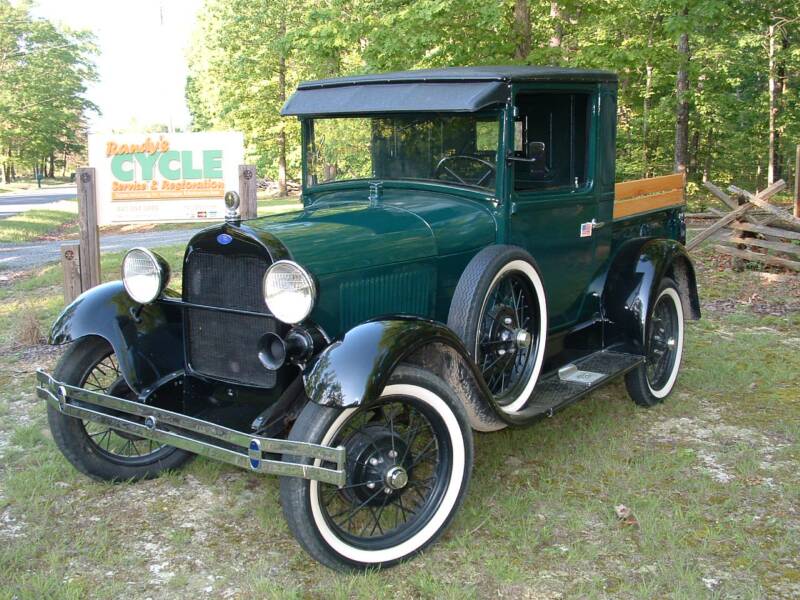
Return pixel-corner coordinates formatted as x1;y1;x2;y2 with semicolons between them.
514;350;644;420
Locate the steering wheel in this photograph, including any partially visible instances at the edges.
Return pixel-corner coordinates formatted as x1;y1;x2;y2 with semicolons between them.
433;155;496;187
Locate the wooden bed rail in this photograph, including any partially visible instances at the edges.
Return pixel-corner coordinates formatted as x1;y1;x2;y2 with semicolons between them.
613;173;685;220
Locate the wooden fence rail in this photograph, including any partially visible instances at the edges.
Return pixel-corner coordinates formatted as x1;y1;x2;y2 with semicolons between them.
691;178;800;273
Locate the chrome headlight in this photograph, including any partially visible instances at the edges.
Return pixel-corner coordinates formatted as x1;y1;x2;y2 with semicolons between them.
263;260;316;324
122;248;170;304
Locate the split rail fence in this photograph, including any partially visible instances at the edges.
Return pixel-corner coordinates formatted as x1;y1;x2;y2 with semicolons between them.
687;176;800;272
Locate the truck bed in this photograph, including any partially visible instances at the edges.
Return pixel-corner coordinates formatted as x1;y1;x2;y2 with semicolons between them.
613;173;685;220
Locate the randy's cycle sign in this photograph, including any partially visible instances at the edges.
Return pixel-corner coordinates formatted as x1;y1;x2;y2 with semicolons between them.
88;131;244;225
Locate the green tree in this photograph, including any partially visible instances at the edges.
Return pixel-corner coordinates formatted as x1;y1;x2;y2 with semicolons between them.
0;0;97;182
187;0;800;193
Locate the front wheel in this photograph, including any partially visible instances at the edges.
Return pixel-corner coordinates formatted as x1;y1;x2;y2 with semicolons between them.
47;336;192;481
280;365;474;571
625;278;685;407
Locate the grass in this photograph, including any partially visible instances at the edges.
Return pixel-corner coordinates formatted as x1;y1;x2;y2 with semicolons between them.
0;177;74;194
0;209;78;243
0;245;798;598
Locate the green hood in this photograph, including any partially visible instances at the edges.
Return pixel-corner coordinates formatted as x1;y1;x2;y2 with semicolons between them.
249;189;497;276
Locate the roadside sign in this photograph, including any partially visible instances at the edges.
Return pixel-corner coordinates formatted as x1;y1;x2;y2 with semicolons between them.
88;132;244;225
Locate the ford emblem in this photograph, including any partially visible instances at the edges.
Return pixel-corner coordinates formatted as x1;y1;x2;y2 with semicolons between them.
217;233;233;245
248;439;261;470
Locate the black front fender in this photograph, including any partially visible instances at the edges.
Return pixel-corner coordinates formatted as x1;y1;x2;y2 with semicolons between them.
302;317;511;429
50;281;183;395
303;318;474;408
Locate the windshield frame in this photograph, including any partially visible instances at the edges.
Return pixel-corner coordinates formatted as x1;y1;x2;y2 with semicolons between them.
300;109;506;197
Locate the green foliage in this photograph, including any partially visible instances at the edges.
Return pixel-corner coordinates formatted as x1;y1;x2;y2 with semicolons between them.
0;0;97;182
187;0;800;191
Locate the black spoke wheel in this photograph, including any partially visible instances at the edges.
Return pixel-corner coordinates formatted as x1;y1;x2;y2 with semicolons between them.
280;365;473;571
78;353;168;465
476;271;539;403
317;397;448;547
625;278;685;407
47;337;192;481
448;246;548;417
645;292;680;391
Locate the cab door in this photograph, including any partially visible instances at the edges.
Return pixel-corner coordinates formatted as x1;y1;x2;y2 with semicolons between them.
507;87;603;331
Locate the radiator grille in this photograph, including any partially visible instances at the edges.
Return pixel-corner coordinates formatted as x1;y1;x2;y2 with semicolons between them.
185;252;269;313
184;251;277;387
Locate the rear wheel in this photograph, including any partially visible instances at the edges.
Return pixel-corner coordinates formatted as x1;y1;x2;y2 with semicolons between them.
625;278;685;407
47;336;192;481
448;245;547;415
280;365;473;571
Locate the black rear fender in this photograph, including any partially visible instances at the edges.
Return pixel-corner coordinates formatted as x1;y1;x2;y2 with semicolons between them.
49;281;183;395
602;238;700;353
302;318;506;431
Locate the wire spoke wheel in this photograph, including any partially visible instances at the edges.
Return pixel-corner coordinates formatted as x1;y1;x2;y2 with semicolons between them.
646;292;680;391
624;279;685;407
316;396;449;549
79;353;166;463
476;271;538;403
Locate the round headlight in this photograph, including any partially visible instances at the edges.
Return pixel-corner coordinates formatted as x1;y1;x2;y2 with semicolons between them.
122;248;170;304
263;260;316;324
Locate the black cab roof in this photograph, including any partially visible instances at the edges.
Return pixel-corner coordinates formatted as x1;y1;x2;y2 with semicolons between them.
281;66;617;117
296;66;617;89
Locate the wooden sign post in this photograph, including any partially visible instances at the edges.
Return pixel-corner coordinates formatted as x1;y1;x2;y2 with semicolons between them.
62;167;101;304
238;164;258;219
60;243;82;303
77;167;101;290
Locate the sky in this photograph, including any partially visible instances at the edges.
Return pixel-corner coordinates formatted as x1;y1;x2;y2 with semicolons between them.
29;0;205;134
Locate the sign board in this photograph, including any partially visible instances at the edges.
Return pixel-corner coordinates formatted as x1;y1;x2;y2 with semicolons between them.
88;132;244;225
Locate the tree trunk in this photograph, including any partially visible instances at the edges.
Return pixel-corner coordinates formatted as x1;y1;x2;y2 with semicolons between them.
673;7;690;175
277;18;288;197
690;128;700;174
512;0;531;60
703;129;713;182
62;145;68;177
773;27;788;183
643;61;653;176
549;2;563;49
48;153;55;178
768;23;776;185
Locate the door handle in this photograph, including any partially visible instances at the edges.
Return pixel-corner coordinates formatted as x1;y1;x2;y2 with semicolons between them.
591;219;606;230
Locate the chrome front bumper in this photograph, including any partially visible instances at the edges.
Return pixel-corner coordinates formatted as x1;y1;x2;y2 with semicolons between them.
36;369;346;486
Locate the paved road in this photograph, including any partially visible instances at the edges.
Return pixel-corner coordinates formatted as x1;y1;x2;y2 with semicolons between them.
0;228;199;271
0;186;78;217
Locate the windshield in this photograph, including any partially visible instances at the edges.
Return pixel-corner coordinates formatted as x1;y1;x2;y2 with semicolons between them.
305;113;501;191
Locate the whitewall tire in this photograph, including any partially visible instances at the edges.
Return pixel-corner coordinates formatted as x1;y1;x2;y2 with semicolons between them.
625;278;685;407
448;246;547;416
280;365;473;571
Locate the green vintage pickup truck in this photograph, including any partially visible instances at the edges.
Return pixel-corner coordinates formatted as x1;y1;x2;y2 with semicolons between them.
37;66;699;571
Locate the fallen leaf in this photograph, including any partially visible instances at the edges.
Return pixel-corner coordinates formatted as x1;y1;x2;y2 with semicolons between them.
614;504;639;527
